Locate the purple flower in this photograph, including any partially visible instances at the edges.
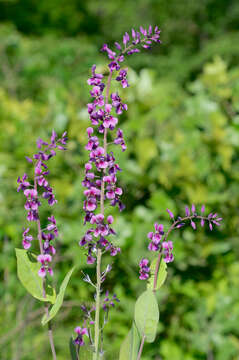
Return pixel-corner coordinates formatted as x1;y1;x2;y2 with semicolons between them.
162;241;174;263
37;254;53;278
74;327;89;346
22;228;33;249
139;258;150;280
114;129;127;151
17;174;30;192
111;92;127;115
123;32;130;46
167;209;174;219
185;206;190;216
148;223;164;252
116;69;129;88
191;220;196;230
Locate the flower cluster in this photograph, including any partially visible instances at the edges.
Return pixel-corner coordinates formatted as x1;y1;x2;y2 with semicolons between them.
139;205;222;279
17;131;67;277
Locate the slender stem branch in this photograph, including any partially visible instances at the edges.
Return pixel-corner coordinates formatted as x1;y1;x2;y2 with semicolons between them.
153;215;210;292
34;177;57;360
136;334;146;360
153;252;161;293
93;70;113;360
93;249;102;360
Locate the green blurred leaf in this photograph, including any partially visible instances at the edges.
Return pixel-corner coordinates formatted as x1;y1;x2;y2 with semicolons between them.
41;267;74;325
69;336;78;360
134;290;159;343
15;248;55;303
119;322;140;360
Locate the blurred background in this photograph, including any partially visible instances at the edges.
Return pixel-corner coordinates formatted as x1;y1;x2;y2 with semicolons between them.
0;0;239;359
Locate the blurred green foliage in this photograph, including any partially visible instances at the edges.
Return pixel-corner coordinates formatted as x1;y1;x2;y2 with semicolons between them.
0;1;239;359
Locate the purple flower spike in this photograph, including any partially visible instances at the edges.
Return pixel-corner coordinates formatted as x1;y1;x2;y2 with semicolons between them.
18;131;67;277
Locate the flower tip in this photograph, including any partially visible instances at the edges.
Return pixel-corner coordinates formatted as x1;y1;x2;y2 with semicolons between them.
166;208;174;219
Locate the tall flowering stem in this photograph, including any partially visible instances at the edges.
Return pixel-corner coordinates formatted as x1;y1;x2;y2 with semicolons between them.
17;131;67;359
77;26;161;359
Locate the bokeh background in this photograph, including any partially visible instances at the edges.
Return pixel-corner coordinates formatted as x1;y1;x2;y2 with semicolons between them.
0;1;239;359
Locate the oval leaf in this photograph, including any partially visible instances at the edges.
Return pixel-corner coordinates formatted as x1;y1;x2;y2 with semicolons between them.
147;257;167;291
134;290;159;343
119;322;140;360
16;248;55;303
42;267;74;325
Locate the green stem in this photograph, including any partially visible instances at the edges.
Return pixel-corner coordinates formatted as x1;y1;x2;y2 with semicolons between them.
153;252;161;293
93;249;102;360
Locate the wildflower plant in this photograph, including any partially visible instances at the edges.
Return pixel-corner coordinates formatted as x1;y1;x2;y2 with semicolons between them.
16;26;222;360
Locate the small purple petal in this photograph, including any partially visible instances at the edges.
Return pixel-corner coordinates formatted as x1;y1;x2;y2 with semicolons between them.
167;209;174;219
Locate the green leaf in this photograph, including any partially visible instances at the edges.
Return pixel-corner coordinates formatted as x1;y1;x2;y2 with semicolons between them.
134;290;159;343
69;336;78;360
119;322;140;360
15;248;55;303
147;257;167;291
41;267;74;325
